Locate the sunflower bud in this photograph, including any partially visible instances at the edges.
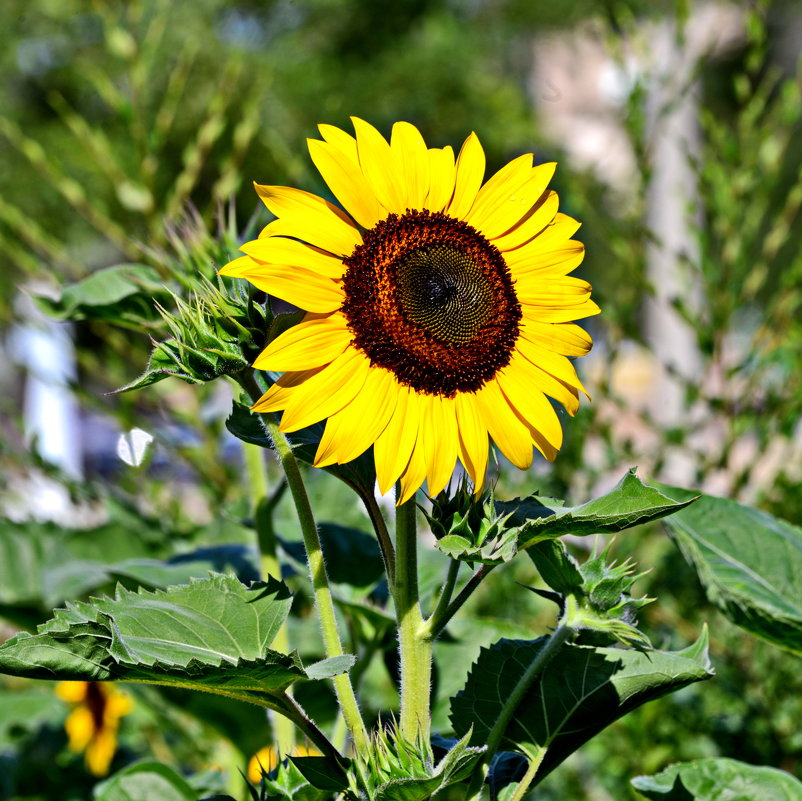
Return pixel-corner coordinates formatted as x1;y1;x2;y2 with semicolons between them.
116;277;269;392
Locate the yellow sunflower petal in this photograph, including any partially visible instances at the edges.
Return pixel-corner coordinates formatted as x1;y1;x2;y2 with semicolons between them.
251;367;323;413
254;184;362;256
397;412;428;505
521;320;593;357
423;394;458;497
351;116;407;215
526;212;582;251
391;121;430;210
532;298;601;323
278;348;370;433
308;136;384;230
241;237;345;279
515;335;589;398
515;275;592;307
424;146;456;212
219;254;256;277
468;160;557;241
253;314;352;372
374;384;419;495
492;190;560;252
447;132;485;219
64;707;94;752
496;358;564;450
455;392;489;492
313;366;397;466
474;379;533;469
243;265;343;314
506;240;585;276
86;729;117;776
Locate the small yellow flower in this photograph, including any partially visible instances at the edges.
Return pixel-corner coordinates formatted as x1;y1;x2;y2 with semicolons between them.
222;119;597;503
55;681;133;776
247;744;321;783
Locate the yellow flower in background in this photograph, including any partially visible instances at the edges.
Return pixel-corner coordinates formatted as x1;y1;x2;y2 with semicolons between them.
222;118;598;503
56;681;133;776
247;744;321;782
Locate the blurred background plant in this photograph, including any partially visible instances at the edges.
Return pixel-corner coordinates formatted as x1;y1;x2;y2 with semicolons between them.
1;0;801;799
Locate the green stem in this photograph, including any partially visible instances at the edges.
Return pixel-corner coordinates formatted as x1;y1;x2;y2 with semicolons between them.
238;370;370;753
429;564;496;640
395;497;432;744
243;441;295;755
360;489;396;590
464;596;578;800
506;750;546;801
262;413;370;753
422;559;461;638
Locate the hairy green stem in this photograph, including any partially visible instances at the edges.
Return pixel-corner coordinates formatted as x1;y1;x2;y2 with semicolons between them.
360;489;396;590
266;417;370;752
422;558;461;638
238;371;369;753
395;497;432;743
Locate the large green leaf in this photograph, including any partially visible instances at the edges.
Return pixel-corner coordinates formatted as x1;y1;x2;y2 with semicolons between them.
450;629;713;784
93;761;196;801
497;470;697;549
36;264;170;325
0;513;258;623
631;757;802;800
661;486;802;655
0;575;351;707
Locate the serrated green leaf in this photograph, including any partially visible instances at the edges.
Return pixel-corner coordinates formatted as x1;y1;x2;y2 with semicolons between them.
0;575;327;706
450;628;713;784
631;757;802;800
501;470;697;549
93;761;196;801
660;486;802;655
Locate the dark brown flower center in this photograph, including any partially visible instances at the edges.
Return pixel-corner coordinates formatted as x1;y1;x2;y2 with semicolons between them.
341;210;521;396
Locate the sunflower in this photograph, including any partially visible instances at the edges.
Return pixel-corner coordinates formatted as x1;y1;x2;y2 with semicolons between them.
55;681;133;776
222;118;598;503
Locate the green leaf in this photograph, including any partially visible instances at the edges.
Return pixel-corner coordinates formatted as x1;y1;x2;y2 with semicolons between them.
450;628;713;783
527;540;584;595
36;265;170;325
280;522;384;588
0;513;258;621
660;486;802;655
0;689;66;747
289;755;350;792
501;470;697;549
631;757;802;800
0;575;337;707
93;761;196;801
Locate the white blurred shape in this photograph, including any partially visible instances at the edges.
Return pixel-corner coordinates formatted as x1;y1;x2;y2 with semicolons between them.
117;427;154;467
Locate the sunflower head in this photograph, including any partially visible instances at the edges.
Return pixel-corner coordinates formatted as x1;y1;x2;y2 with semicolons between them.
221;118;598;503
